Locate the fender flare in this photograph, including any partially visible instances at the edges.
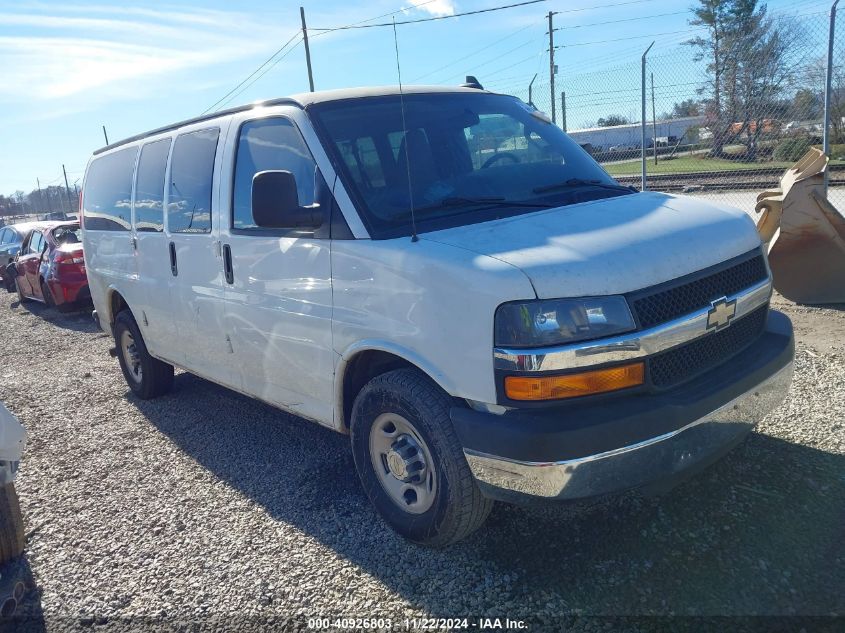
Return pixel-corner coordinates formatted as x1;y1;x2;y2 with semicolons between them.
334;339;459;431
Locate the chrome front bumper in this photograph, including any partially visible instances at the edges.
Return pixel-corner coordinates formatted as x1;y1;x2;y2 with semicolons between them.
464;361;793;501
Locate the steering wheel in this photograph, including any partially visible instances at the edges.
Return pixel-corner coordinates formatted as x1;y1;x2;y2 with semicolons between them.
481;152;520;169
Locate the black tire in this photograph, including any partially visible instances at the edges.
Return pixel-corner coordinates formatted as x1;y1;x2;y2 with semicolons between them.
0;484;25;565
40;279;55;308
350;368;493;547
113;310;174;399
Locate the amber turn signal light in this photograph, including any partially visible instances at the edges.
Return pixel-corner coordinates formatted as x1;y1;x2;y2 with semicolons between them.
504;362;645;401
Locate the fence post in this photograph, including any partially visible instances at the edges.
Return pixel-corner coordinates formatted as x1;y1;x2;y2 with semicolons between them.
561;91;567;132
823;0;840;192
528;73;537;107
641;41;654;192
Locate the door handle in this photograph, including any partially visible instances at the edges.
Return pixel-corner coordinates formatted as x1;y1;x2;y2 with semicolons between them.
169;242;178;276
222;244;234;284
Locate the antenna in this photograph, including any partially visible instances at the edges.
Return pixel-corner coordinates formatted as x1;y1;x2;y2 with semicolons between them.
392;17;418;243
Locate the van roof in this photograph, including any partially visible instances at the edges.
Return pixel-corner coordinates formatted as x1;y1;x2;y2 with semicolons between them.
93;85;491;156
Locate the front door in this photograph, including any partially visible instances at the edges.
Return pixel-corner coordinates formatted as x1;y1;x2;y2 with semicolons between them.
219;112;335;425
164;124;236;387
17;230;44;298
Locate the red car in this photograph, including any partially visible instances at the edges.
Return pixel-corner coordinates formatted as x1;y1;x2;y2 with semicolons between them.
12;222;89;309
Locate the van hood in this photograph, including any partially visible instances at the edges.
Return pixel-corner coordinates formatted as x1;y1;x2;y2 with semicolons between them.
422;192;762;298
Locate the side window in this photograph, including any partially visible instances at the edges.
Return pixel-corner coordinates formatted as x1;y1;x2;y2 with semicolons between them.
83;147;137;231
29;232;43;254
232;118;317;230
168;128;219;233
0;229;7;244
134;139;171;233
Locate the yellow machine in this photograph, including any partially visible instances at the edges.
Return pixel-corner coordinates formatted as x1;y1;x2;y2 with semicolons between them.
756;148;845;304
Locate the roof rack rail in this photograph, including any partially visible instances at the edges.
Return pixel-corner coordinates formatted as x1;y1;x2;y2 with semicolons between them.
93;97;302;155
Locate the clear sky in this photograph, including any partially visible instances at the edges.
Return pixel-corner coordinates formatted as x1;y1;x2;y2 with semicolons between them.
0;0;833;195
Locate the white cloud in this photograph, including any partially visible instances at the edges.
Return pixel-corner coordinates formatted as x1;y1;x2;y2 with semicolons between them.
409;0;457;18
0;6;290;106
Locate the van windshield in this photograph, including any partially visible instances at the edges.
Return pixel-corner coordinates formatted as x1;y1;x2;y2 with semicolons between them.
309;92;633;238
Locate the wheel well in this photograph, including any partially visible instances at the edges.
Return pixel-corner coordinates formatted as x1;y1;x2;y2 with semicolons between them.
108;291;129;326
341;350;414;430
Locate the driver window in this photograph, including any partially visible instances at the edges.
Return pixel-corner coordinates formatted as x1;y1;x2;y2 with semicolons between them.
232;117;318;231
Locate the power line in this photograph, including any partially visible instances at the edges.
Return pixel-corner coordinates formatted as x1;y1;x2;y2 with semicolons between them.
311;0;548;31
439;37;544;83
411;20;542;82
555;10;688;30
553;0;662;14
555;27;704;49
203;31;301;114
214;40;304;112
204;1;445;113
310;0;441;38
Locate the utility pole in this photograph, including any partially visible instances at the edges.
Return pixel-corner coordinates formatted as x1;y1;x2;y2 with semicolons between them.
36;178;44;215
651;73;657;165
102;125;109;145
548;12;556;124
823;0;839;191
300;7;315;92
561;91;567;132
62;165;74;215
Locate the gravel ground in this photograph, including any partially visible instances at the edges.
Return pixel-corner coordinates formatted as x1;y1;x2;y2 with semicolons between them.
0;290;843;632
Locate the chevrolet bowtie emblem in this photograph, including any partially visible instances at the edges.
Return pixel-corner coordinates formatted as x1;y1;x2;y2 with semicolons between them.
706;296;737;331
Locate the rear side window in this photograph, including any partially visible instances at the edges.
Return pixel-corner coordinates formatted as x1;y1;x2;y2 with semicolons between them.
83;147;137;231
134;139;171;233
168;128;219;233
29;232;44;254
232;118;317;230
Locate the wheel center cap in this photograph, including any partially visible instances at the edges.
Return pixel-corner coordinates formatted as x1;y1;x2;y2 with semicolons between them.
386;450;408;479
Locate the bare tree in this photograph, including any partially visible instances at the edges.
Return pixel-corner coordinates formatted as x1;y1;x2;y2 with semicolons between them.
687;0;801;158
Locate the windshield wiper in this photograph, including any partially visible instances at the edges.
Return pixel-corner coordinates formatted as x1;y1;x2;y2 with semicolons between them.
412;196;554;214
532;178;637;195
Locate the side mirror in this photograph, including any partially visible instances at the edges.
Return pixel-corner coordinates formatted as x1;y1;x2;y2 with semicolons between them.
5;262;18;279
252;170;324;230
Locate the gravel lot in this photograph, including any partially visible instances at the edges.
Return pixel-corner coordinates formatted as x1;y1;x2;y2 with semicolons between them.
0;289;843;632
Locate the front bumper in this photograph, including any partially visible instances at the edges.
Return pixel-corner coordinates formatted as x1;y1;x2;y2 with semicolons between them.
451;310;794;503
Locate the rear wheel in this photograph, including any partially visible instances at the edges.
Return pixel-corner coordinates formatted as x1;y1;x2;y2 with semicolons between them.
350;369;493;547
0;484;25;565
114;310;174;399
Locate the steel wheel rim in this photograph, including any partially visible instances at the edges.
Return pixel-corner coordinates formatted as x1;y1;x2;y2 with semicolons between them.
120;329;143;384
369;412;437;515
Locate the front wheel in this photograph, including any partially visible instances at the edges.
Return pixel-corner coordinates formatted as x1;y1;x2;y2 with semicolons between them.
113;310;174;399
350;369;493;547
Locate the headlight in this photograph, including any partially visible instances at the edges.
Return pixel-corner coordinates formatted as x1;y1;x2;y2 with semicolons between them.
495;296;635;348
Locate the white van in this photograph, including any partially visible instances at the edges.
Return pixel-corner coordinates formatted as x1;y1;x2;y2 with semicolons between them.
82;86;794;546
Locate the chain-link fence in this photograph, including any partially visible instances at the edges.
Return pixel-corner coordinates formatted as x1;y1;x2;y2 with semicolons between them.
488;5;844;215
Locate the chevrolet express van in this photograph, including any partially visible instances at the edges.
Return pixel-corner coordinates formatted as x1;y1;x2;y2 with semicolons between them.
82;86;794;546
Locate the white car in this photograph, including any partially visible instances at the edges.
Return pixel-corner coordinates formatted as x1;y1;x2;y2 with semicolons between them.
81;86;794;546
0;402;26;565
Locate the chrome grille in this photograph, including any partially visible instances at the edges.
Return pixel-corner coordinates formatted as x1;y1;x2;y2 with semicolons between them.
632;252;768;329
649;305;768;389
